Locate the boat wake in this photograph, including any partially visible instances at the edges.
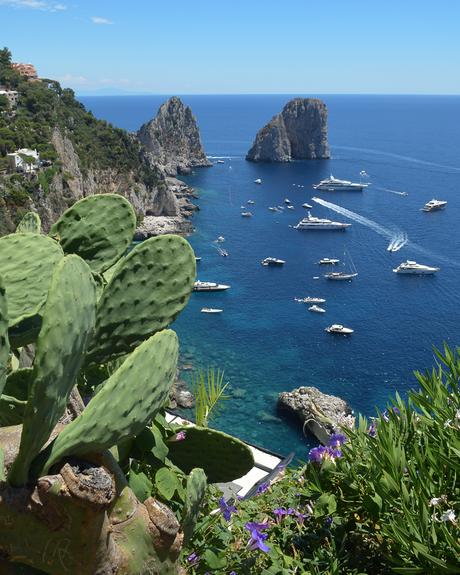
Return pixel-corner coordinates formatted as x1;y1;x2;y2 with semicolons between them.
387;232;408;252
333;146;460;174
312;197;397;240
374;186;408;196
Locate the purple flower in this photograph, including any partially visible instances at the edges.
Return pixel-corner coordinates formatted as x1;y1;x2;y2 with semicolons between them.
229;572;238;575
219;497;237;521
187;552;200;566
327;433;346;448
256;481;270;495
382;407;400;422
325;516;333;527
309;445;342;464
368;419;377;437
273;507;288;522
294;510;308;525
170;431;186;442
245;521;270;553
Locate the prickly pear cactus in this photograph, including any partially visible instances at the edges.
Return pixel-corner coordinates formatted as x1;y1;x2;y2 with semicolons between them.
3;368;32;401
0;234;63;339
49;194;136;273
86;235;195;365
0;394;26;426
182;468;207;545
0;277;9;396
168;426;254;483
35;329;179;477
16;212;41;234
8;255;97;486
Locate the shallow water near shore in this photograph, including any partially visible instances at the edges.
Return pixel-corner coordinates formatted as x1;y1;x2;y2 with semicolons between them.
81;94;460;456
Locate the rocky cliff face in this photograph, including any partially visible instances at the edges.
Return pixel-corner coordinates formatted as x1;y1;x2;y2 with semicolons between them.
138;97;211;176
246;98;330;162
0;128;198;236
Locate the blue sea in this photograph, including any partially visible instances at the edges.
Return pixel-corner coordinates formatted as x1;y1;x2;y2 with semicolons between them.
80;94;460;457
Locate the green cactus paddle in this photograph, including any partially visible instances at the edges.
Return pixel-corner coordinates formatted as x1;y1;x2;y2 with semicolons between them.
182;468;207;545
86;235;195;365
16;212;41;234
35;329;178;477
49;194;136;273
8;255;96;486
0;277;9;397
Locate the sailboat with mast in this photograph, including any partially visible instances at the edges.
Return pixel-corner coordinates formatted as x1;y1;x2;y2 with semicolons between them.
324;250;358;281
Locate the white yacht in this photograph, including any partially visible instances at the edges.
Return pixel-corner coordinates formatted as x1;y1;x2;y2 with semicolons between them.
201;307;223;313
393;261;440;274
241;211;252;217
325;324;354;335
308;305;326;313
247;200;255;205
294;297;326;304
268;207;278;211
195;256;201;262
194;281;231;291
313;174;369;192
325;271;358;281
216;160;225;164
318;258;340;265
294;212;351;231
287;205;295;210
302;203;313;209
421;199;447;212
216;236;225;243
284;198;291;204
261;257;285;266
254;178;262;184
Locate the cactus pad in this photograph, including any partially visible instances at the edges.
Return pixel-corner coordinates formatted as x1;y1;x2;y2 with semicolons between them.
36;329;179;476
86;235;195;365
49;194;136;273
0;277;9;397
0;233;63;331
16;212;41;234
182;468;207;545
168;426;254;483
8;256;97;486
0;394;27;426
3;368;32;401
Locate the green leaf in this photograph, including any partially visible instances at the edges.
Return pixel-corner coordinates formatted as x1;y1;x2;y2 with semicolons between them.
155;467;179;500
203;549;226;570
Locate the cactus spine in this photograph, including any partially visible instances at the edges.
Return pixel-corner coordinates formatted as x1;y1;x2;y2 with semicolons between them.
8;255;96;486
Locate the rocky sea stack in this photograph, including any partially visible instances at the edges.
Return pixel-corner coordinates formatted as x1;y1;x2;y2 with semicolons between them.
246;98;330;162
138;96;212;176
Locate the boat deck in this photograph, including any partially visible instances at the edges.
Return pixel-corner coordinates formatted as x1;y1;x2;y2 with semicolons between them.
165;410;294;500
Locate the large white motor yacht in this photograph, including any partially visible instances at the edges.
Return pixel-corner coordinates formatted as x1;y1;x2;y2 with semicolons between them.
421;199;447;212
325;324;354;334
294;212;351;231
201;308;223;313
294;297;326;304
313;174;369;192
193;281;231;291
393;261;440;274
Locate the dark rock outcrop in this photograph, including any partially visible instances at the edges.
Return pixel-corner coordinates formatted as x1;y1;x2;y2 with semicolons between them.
278;386;354;444
138;97;211;176
246;98;329;162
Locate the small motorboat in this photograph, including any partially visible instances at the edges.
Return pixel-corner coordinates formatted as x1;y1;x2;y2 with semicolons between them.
194;281;230;292
216;236;225;243
240;205;246;209
284;198;291;204
325;324;354;335
241;211;253;217
247;200;255;204
261;257;285;266
201;308;223;314
294;297;326;304
195;256;202;262
302;203;313;209
216;160;225;164
308;305;326;313
287;205;295;210
254;178;262;184
318;258;340;265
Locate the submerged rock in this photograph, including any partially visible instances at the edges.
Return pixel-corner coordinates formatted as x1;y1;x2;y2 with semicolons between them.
138;96;212;176
278;386;354;444
246;98;329;163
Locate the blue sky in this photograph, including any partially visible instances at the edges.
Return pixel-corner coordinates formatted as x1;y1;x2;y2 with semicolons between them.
1;0;459;94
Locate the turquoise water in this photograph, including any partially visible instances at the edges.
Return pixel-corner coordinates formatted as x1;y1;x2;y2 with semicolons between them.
81;95;460;456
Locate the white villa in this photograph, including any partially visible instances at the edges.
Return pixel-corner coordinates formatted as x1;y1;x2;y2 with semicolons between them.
7;148;40;173
0;88;19;108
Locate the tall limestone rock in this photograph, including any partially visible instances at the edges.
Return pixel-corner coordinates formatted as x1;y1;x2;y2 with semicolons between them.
138;97;211;176
246;98;330;162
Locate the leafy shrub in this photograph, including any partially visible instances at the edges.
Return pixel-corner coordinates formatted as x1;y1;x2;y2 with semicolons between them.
184;347;459;574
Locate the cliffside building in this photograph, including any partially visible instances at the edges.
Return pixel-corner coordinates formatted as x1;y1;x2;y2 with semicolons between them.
0;88;19;108
7;148;40;173
11;63;38;79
